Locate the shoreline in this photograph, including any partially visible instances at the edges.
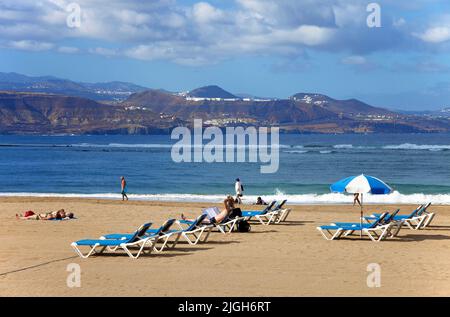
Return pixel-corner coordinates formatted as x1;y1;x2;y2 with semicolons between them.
1;192;450;205
0;196;445;206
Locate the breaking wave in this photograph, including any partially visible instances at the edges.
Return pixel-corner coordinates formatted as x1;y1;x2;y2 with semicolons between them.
1;191;450;205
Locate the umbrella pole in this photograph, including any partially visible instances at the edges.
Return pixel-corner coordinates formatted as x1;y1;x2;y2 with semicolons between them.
360;193;363;239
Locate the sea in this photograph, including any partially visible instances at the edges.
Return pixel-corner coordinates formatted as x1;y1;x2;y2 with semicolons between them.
1;133;450;204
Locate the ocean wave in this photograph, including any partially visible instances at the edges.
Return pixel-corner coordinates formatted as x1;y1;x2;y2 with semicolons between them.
283;150;309;154
1;191;450;204
333;144;353;149
72;143;291;149
383;143;450;151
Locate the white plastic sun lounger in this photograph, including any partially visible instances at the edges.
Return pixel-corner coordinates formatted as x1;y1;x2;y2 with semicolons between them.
368;203;432;230
317;212;393;242
101;219;179;253
71;222;155;259
241;201;276;225
268;200;291;224
241;200;290;225
172;214;213;245
337;209;404;238
199;207;240;234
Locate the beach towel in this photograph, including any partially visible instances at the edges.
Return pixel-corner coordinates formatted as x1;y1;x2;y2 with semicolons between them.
24;210;35;217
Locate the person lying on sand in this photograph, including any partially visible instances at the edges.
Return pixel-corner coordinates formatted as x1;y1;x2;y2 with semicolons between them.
182;195;237;224
16;209;74;220
254;196;268;205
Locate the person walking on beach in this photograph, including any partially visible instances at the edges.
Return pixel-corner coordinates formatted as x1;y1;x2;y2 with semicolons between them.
121;176;128;201
235;178;243;204
353;193;361;207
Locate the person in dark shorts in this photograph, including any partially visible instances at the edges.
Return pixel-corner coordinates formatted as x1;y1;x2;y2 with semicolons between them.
121;176;129;201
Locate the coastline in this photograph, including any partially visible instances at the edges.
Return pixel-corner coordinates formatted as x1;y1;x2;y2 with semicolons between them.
1;191;450;205
1;197;449;296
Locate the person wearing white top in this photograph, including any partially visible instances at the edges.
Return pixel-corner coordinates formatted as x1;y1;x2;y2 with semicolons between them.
235;178;243;204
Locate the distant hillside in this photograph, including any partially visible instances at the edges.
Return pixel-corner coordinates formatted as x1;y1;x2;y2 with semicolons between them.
290;93;394;116
399;107;450;118
124;87;450;133
1;81;450;134
0;91;182;134
187;85;237;99
0;72;148;102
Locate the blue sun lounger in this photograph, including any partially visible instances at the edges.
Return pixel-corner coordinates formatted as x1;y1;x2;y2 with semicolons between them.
172;214;214;244
240;201;276;225
146;214;212;246
333;209;403;237
269;199;291;223
71;222;154;259
188;207;240;234
335;209;400;227
317;212;393;242
367;203;432;230
241;201;276;216
241;200;289;225
101;219;178;253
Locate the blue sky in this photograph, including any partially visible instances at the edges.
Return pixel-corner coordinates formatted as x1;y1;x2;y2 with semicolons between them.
1;0;450;110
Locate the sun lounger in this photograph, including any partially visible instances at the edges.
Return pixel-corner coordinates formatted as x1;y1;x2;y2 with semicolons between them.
241;201;276;216
368;203;431;230
334;209;403;237
241;199;290;225
71;222;154;259
199;207;241;234
101;219;178;253
269;199;291;224
241;201;277;225
170;214;213;245
421;203;435;227
317;212;393;242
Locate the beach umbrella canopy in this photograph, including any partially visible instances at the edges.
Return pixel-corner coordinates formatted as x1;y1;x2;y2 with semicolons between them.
330;174;392;238
330;174;392;195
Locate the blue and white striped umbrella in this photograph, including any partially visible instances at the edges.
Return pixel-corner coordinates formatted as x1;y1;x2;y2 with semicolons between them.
330;174;392;238
330;174;392;195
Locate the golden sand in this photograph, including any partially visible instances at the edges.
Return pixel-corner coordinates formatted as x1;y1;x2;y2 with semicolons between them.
0;197;449;296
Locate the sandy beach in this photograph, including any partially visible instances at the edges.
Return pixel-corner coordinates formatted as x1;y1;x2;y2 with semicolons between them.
0;197;449;297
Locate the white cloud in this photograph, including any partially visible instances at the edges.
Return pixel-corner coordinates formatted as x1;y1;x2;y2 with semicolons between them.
57;46;80;54
88;47;117;57
192;2;225;24
0;0;448;65
8;40;54;51
415;26;450;43
341;55;367;65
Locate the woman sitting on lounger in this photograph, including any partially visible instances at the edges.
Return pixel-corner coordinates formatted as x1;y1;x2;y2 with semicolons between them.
16;209;74;220
182;195;236;224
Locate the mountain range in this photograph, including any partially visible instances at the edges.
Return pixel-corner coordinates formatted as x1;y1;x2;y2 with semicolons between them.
1;72;450;134
0;72;147;102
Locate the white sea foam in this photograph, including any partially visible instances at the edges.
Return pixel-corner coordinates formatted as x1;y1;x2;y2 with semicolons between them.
283;150;309;154
1;191;450;204
333;144;353;149
383;143;450;151
71;143;290;149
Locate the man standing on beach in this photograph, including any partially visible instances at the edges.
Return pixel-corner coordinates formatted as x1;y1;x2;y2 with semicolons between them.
235;178;243;204
121;176;128;201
